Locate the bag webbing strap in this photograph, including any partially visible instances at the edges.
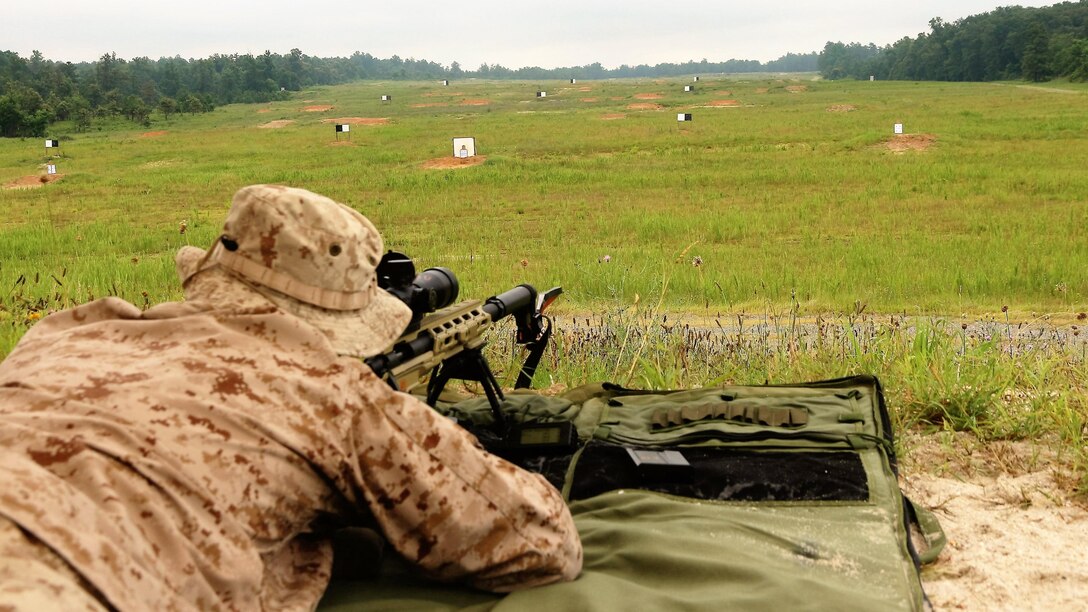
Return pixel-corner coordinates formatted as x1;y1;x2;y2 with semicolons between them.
651;402;809;429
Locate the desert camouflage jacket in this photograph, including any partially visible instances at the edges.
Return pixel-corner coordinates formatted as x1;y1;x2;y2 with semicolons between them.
0;270;581;611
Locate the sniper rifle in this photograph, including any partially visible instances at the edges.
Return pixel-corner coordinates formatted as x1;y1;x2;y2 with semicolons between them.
364;252;565;443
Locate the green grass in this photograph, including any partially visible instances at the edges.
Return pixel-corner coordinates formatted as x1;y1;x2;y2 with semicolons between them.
2;75;1087;495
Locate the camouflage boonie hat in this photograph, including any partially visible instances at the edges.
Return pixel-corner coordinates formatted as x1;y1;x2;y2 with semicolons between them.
190;184;412;357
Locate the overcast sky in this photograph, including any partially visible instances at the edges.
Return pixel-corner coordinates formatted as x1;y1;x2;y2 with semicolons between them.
1;1;1059;69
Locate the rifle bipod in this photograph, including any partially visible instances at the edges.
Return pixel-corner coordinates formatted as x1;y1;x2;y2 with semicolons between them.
425;346;508;432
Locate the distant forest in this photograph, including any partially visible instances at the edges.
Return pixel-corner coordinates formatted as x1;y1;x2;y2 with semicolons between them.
2;1;1087;137
820;2;1088;81
0;49;816;138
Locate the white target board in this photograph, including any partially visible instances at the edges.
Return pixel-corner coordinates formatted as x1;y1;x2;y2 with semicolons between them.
684;85;694;92
894;123;903;134
47;164;57;174
536;91;547;98
570;78;577;84
381;95;391;101
45;139;59;148
452;137;476;158
677;113;693;122
335;124;350;133
442;80;449;86
693;76;700;82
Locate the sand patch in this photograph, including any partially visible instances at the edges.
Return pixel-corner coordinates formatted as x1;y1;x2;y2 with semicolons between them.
421;155;487;170
258;120;295;129
138;159;180;169
902;434;1088;611
320;117;389;126
3;174;63;189
600;113;626;120
459;99;490;106
581;98;599;103
785;85;808;93
885;133;936;153
827;104;857;112
627;103;663;110
634;93;664;100
707;99;741;107
302;105;333;112
411;102;449;108
140;130;168;138
578;86;592;92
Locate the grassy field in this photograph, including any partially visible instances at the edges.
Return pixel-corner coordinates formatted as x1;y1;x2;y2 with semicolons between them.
2;75;1086;492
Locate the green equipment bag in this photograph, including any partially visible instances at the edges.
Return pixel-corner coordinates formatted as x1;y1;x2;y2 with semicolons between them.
320;374;945;611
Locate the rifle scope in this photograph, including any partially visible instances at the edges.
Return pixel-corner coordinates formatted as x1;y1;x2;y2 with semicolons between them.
376;251;459;324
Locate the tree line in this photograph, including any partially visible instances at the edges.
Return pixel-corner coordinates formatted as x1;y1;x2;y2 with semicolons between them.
819;1;1088;82
0;48;817;138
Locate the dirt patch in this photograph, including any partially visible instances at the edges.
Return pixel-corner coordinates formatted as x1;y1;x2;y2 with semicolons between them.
902;434;1088;610
138;160;180;169
320;117;389;126
634;93;664;100
327;141;356;147
258;120;295;129
421;156;487;170
600;113;626;120
626;103;663;110
885;133;936;153
707;100;741;107
785;85;808;93
302;105;333;112
754;88;769;94
140;130;168;138
422;92;463;97
578;86;592;92
3;174;63;189
581;98;599;103
459;99;490;106
826;104;857;112
257;108;272;114
411;103;449;108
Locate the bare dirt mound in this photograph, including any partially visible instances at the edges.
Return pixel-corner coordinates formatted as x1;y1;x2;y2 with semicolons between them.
3;174;63;189
302;105;333;112
707;100;741;107
827;104;857;112
754;87;769;94
320;117;389;126
785;85;808;93
627;103;663;110
600;113;626;120
140;130;168;138
459;99;490;106
902;434;1088;610
411;102;448;108
581;98;599;103
257;108;272;114
885;133;936;153
634;93;664;100
421;156;487;170
258;120;295;129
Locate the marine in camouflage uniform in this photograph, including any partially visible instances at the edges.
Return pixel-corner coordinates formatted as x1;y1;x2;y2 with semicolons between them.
0;185;583;611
